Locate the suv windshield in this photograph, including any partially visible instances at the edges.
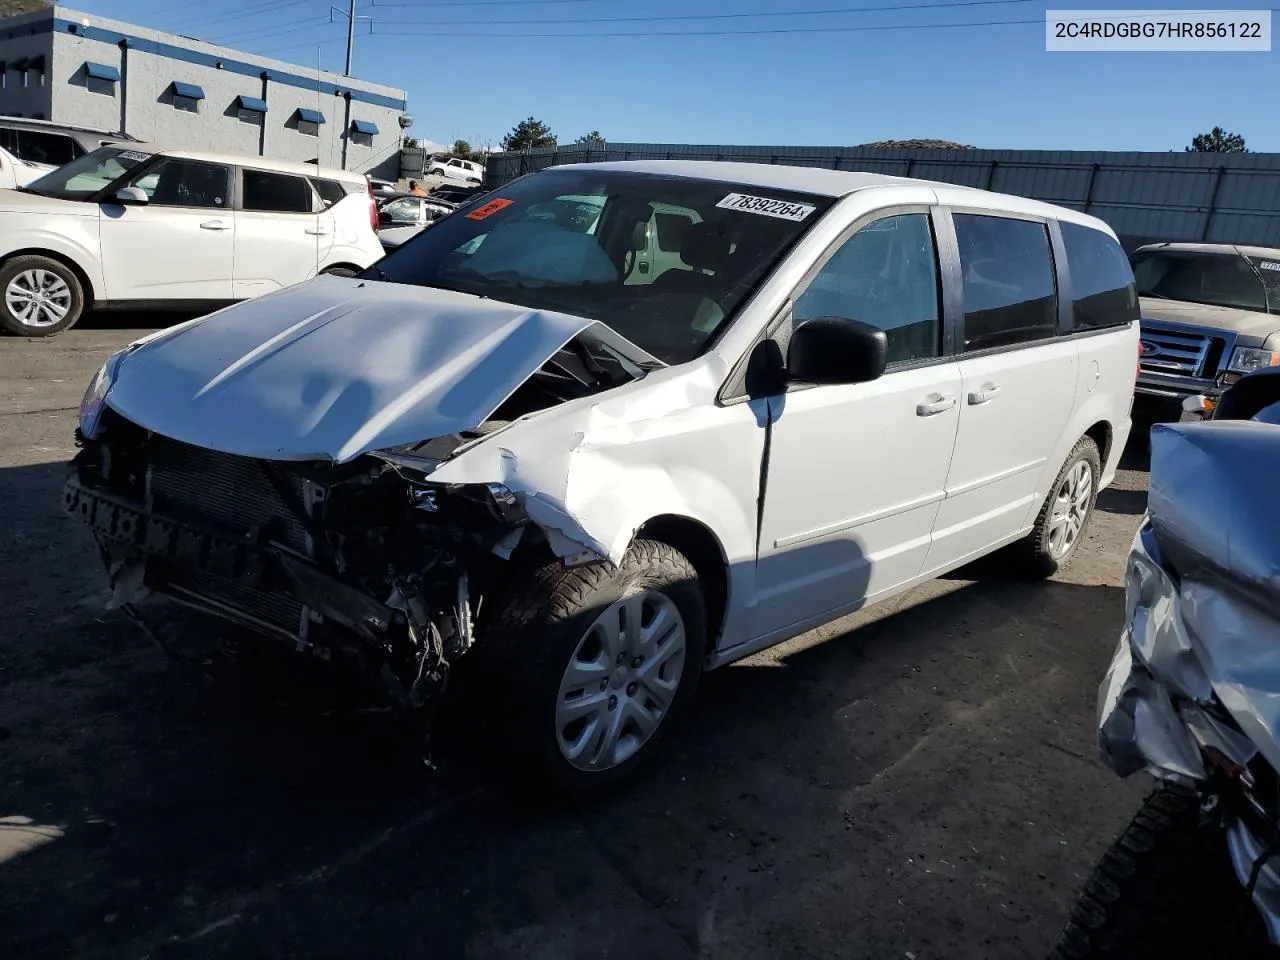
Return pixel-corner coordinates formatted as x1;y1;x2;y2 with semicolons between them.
368;169;832;364
23;145;154;200
1131;249;1278;314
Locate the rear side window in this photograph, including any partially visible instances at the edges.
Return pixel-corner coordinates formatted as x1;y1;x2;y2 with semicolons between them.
954;214;1058;351
242;170;315;213
310;177;348;208
14;130;79;165
654;212;693;253
1061;222;1138;330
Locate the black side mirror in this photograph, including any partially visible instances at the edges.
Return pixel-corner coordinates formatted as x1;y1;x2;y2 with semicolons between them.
786;317;888;385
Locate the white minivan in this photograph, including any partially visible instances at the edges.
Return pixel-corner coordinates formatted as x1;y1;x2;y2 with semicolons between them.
0;144;384;336
66;161;1138;797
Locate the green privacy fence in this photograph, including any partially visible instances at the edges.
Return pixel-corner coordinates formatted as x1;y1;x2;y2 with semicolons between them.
482;143;1280;251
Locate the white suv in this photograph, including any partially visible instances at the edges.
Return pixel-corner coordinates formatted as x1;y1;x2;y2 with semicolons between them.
0;144;384;336
66;161;1138;796
427;155;484;183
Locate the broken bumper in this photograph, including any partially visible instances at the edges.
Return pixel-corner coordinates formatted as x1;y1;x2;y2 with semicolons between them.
63;472;402;648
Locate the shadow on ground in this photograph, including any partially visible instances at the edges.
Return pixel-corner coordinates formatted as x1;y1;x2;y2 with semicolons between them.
0;444;1140;959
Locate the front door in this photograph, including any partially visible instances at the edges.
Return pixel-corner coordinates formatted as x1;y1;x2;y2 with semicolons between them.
924;212;1079;572
752;210;961;642
98;157;234;301
233;168;330;299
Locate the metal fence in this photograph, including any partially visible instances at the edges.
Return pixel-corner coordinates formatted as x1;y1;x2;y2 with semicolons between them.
482;143;1280;251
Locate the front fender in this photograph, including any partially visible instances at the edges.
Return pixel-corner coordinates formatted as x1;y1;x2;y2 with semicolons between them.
0;221;104;300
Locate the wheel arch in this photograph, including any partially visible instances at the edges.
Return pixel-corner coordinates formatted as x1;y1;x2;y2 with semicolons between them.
319;262;364;276
633;514;730;657
1082;418;1113;468
1;247;97;303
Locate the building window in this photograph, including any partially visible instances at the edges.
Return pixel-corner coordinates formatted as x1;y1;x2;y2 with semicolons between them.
350;118;378;147
171;81;205;114
84;61;120;97
235;94;268;125
296;107;325;138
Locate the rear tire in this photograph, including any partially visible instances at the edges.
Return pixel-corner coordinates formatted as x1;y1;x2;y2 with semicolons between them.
1017;436;1101;577
1050;787;1275;959
0;255;85;337
481;540;706;802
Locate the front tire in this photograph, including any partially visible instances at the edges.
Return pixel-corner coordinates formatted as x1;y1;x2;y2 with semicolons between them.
1018;436;1101;577
0;255;85;337
483;540;706;800
1050;788;1274;958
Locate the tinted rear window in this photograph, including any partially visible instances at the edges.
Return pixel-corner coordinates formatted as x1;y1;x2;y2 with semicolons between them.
1061;222;1138;330
955;214;1058;351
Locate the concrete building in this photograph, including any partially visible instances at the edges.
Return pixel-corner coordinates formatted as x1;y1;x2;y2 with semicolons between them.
0;5;409;177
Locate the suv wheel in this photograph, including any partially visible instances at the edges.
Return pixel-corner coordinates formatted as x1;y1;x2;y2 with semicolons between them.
483;540;706;800
1019;436;1101;577
0;255;85;337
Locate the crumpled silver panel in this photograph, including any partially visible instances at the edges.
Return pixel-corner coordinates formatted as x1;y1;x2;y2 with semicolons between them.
1097;418;1280;942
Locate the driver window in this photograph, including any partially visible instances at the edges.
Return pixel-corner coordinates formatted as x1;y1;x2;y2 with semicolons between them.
128;158;229;209
793;213;941;366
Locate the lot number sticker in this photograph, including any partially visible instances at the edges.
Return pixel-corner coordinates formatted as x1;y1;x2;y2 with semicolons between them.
465;197;515;221
1260;261;1280;272
118;151;153;162
716;193;816;221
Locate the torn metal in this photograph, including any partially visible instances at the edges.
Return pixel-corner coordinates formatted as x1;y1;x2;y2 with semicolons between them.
1098;418;1280;943
64;274;690;724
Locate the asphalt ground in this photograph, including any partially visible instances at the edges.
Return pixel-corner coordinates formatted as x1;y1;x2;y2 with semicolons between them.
1;316;1151;960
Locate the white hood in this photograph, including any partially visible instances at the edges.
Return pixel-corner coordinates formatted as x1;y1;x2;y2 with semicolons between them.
1140;297;1280;343
104;275;606;463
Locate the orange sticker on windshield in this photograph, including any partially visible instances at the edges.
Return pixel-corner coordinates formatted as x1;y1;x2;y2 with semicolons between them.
465;197;514;221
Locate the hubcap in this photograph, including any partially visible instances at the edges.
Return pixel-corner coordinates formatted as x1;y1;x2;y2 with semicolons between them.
1048;459;1093;559
5;269;72;329
555;588;687;772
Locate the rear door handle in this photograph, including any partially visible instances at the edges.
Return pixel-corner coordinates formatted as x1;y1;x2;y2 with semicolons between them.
199;220;229;231
916;393;957;417
967;382;1002;405
305;227;332;236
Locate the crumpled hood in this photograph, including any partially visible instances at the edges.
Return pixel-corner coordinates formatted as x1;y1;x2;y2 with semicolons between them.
105;275;601;463
1140;297;1280;343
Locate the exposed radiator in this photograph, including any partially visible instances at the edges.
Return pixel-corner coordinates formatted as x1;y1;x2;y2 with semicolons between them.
147;435;313;553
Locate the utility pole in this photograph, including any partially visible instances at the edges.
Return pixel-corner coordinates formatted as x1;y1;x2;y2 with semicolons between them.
330;1;373;76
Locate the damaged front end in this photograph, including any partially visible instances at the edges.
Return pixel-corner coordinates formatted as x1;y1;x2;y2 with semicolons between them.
63;281;664;719
66;408;528;710
1098;418;1280;943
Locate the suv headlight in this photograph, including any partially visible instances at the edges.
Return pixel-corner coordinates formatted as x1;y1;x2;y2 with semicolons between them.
77;351;126;438
1227;346;1280;374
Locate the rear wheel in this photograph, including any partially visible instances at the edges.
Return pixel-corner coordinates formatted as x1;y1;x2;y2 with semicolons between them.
0;255;85;336
482;540;706;801
1018;436;1100;577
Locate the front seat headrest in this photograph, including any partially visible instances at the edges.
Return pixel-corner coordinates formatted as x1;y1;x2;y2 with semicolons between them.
681;222;732;272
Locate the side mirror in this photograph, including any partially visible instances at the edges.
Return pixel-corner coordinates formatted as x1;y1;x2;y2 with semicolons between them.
114;186;149;205
786;317;888;385
378;211;392;224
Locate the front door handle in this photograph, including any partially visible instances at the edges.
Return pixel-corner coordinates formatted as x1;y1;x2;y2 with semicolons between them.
967;382;1002;405
916;393;958;417
199;220;230;231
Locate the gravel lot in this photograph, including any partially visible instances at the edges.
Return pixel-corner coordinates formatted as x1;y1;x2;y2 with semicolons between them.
1;318;1151;960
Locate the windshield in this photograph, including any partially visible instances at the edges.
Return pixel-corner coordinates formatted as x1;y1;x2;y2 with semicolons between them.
367;169;833;364
23;145;154;200
1131;249;1275;314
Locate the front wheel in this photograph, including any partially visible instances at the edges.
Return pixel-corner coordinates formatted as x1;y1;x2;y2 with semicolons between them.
1050;787;1274;958
483;540;706;800
321;266;358;278
0;255;85;337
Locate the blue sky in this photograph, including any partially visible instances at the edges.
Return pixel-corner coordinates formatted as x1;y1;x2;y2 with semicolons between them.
65;0;1278;152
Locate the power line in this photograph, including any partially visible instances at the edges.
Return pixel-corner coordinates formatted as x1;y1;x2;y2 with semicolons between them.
375;0;1039;27
377;0;1042;27
368;0;606;6
165;0;321;33
209;18;333;48
373;16;1048;38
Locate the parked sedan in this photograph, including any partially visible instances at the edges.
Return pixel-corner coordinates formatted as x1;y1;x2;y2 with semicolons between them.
376;192;456;250
0;144;384;336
